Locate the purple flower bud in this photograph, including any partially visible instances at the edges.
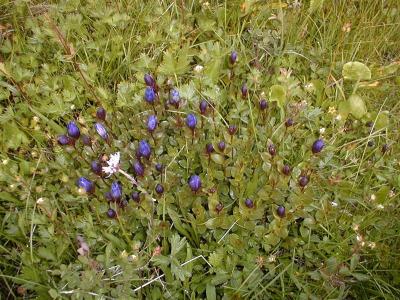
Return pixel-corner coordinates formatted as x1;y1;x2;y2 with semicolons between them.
268;144;277;157
155;183;164;194
228;125;237;135
94;123;109;140
285;118;294;127
186;114;197;130
138;140;151;159
133;160;145;177
96;107;106;121
241;83;248;98
382;144;389;154
282;165;291;176
299;175;309;187
155;163;163;172
245;198;254;208
218;141;226;151
57;135;72;146
110;181;122;201
67;121;80;139
188;175;201;192
199;100;208;115
230;51;238;64
81;134;92;146
147;115;158;132
105;191;113;202
107;208;116;218
169;89;180;106
206;143;214;154
120;199;128;208
277;206;285;218
76;177;95;193
259;99;268;110
91;160;102;176
215;203;223;213
144;73;155;87
144;87;156;104
131;191;140;202
312;139;324;154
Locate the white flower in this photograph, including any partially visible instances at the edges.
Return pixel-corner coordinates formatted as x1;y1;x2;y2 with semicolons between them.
376;204;384;210
319;127;326;134
194;65;204;73
331;201;338;207
103;152;120;177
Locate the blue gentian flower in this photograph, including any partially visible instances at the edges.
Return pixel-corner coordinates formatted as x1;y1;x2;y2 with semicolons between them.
96;107;106;121
144;73;155;87
76;177;95;193
312;139;324;154
81;134;92;146
186;114;197;130
188;175;201;192
277;206;285;218
155;183;164;194
107;208;116;218
169;89;180;106
138;140;151;159
94;123;109;140
147;115;158;132
206;143;214;154
67;121;80;139
110;181;122;201
57;135;71;145
133;160;145;176
144;87;156;104
218;141;226;151
259;99;268;110
199;100;208;115
230;51;238;64
241;83;248;98
245;198;254;208
91;160;102;176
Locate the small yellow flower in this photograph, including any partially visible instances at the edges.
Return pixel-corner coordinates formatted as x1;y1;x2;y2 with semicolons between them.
328;106;337;114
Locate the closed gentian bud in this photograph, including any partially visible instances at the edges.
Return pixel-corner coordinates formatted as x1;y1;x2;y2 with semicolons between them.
144;73;155;87
285;118;294;127
245;198;254;208
76;177;95;193
169;89;180;107
120;199;128;208
188;175;201;192
299;175;309;187
199;100;208;115
57;135;71;146
259;99;268;110
186;113;197;130
241;83;248;98
138;140;151;159
282;165;291;176
147;115;158;132
228;125;237;135
91;160;102;176
81;134;92;146
96;107;106;121
215;203;223;213
268;144;277;157
131;191;140;202
218;141;226;151
155;163;163;172
312;139;324;154
105;191;113;202
144;87;156;104
206;143;214;154
67;121;80;139
110;181;122;201
94;123;109;140
155;183;164;194
277;206;285;218
230;51;238;64
133;160;145;176
107;208;116;218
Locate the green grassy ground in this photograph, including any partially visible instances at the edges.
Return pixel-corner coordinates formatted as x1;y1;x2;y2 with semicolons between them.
1;0;400;299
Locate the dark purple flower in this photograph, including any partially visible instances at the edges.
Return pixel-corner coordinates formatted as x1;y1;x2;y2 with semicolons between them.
206;143;214;154
96;107;106;121
259;99;268;110
131;191;140;202
277;206;285;218
230;51;238;64
268;144;277;157
105;191;113;202
282;165;291;176
110;181;122;201
119;199;129;208
57;135;72;146
144;87;156;104
76;177;95;193
241;83;248;98
186;113;197;130
188;175;202;192
199;100;208;115
81;134;92;146
382;144;389;154
147;115;158;132
285;118;294;127
138;140;151;159
215;203;224;213
107;208;116;218
144;73;155;87
94;123;109;140
169;89;180;106
299;175;309;187
228;125;237;135
133;160;145;176
312;139;325;154
218;141;226;151
245;198;254;208
91;160;102;176
67;121;80;139
155;163;163;172
155;183;164;194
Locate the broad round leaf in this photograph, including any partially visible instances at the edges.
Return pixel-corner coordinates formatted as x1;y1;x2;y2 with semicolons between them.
269;85;286;108
342;62;371;81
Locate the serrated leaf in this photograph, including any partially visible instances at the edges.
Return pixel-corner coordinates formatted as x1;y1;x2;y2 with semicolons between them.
269;85;286;109
343;62;371;81
158;46;191;75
